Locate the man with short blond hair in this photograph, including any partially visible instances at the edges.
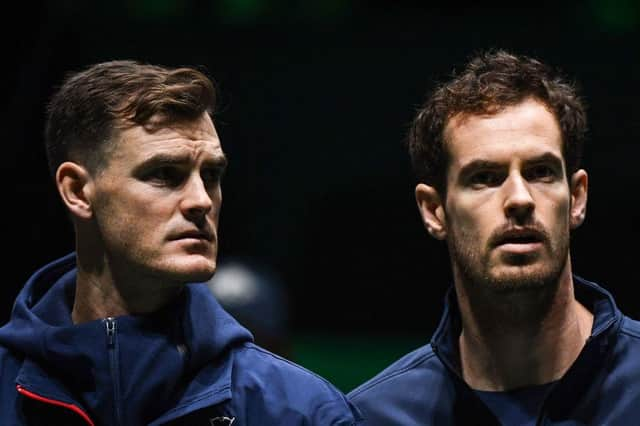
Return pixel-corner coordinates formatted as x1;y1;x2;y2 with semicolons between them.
0;60;362;425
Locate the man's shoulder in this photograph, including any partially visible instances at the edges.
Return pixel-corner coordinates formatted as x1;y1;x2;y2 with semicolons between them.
0;344;22;378
346;343;452;425
0;345;22;417
620;315;640;339
229;342;363;424
612;315;640;364
347;343;440;401
232;342;343;391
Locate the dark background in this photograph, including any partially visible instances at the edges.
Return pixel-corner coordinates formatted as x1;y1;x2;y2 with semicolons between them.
5;0;640;390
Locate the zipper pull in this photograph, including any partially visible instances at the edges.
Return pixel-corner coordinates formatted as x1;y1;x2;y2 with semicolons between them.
105;317;116;347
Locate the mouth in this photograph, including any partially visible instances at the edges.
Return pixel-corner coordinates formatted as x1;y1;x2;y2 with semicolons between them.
171;230;214;242
493;229;545;248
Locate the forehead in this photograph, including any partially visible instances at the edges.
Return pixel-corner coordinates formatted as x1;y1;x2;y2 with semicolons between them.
113;113;223;161
444;98;563;168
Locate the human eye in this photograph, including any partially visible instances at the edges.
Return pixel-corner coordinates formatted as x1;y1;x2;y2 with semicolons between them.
525;164;557;182
468;170;502;188
146;166;184;187
201;167;224;186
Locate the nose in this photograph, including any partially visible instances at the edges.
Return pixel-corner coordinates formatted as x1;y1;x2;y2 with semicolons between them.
503;173;534;221
181;174;213;219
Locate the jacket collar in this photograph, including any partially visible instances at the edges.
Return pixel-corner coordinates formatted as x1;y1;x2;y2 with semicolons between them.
431;275;622;375
429;275;622;422
6;253;253;424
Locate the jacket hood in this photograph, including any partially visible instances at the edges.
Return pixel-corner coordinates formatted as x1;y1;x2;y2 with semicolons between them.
0;253;254;424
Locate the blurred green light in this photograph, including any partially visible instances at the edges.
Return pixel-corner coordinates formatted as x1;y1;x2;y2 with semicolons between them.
127;0;185;19
303;0;351;20
219;0;264;23
590;0;639;32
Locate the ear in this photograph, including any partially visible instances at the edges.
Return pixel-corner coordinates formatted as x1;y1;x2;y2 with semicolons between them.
569;169;588;229
56;162;95;220
415;183;447;240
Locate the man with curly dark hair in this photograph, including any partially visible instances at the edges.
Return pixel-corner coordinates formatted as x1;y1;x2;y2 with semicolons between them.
348;50;640;425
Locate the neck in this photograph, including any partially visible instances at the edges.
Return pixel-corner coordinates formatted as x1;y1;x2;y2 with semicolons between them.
455;265;593;391
71;240;183;324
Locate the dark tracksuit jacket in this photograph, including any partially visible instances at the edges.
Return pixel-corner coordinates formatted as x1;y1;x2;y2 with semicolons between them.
0;253;363;425
348;276;640;425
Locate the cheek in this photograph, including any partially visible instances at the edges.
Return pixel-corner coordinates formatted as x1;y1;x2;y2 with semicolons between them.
210;191;223;221
100;194;167;235
446;201;492;240
102;207;149;240
212;188;223;207
545;194;572;228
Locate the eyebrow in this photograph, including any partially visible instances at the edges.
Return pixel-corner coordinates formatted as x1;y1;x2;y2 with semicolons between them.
133;152;228;176
458;152;563;178
523;152;564;169
142;153;228;168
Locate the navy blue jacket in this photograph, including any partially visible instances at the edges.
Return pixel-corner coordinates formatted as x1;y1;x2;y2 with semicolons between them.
0;254;363;425
348;276;640;425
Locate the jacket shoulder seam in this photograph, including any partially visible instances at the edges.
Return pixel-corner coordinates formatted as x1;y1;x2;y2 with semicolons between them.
240;342;334;382
348;349;437;399
238;343;361;422
619;317;640;339
240;343;354;395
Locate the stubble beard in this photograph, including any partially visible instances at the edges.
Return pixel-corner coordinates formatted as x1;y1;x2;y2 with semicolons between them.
447;223;571;324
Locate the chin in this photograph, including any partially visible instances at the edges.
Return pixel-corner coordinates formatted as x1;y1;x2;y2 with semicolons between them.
157;256;217;283
486;264;559;293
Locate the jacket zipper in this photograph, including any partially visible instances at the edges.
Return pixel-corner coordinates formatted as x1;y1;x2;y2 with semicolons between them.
105;317;123;426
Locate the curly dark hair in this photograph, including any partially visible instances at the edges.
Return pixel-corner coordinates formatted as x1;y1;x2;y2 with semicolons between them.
408;49;587;194
45;60;216;176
